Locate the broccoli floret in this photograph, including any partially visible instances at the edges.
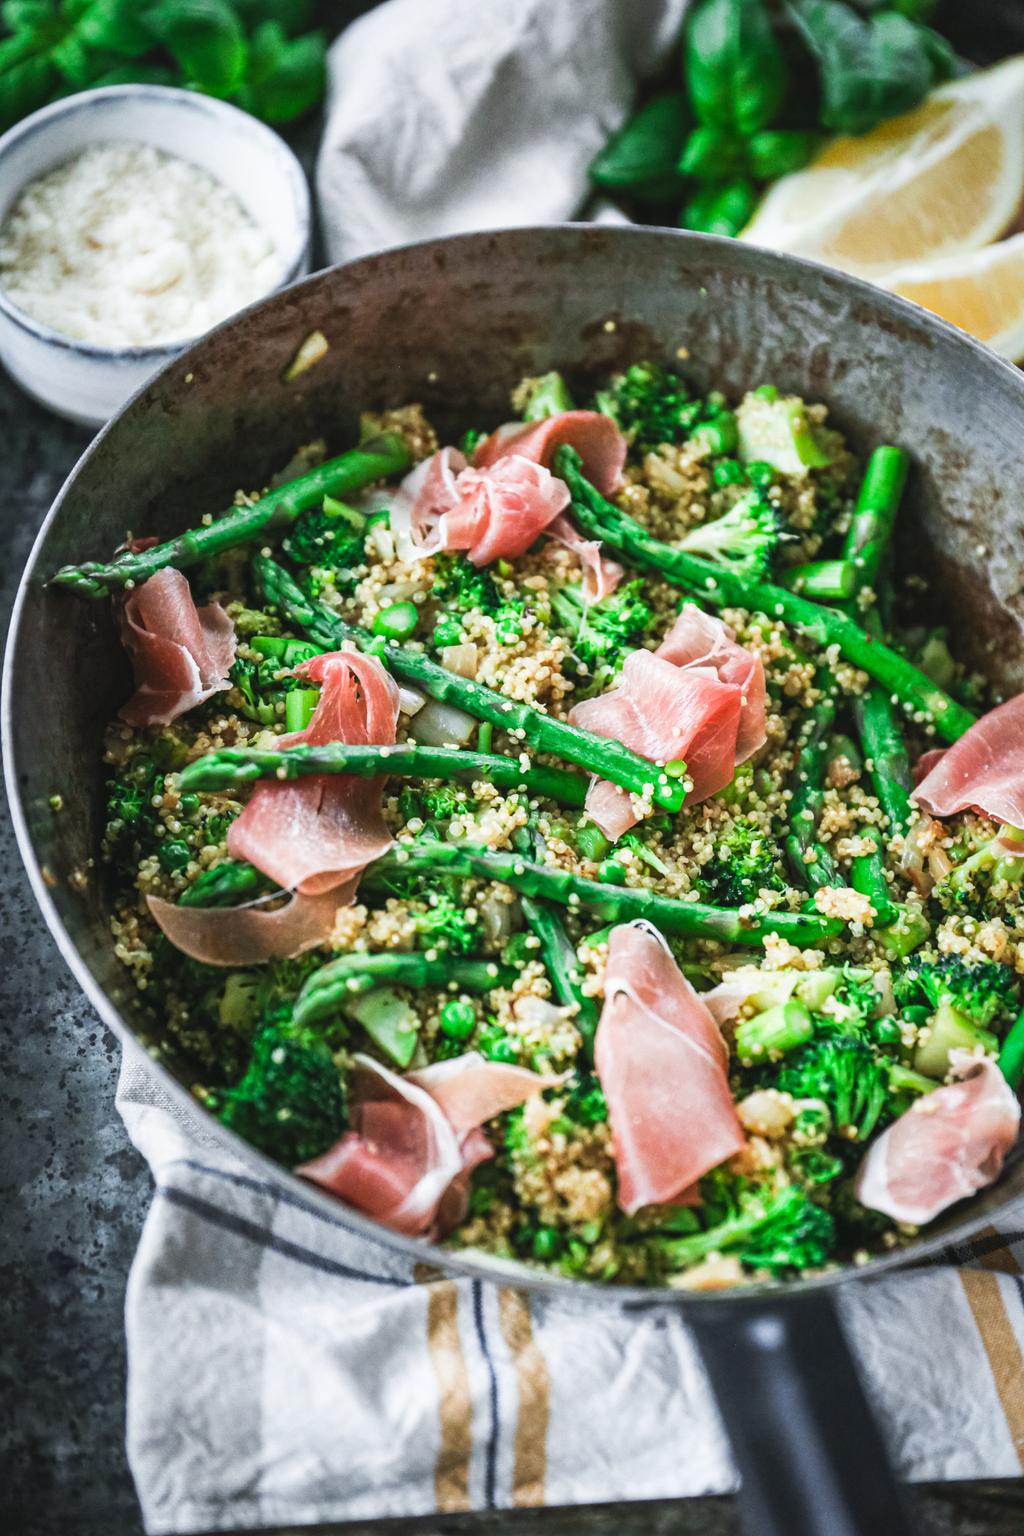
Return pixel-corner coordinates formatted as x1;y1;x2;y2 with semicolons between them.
563;1072;609;1125
281;496;368;582
677;491;785;581
702;820;786;906
894;953;1019;1029
937;828;1024;916
593;361;702;449
103;754;163;875
431;555;527;643
208;1022;346;1166
410;892;481;955
776;1036;890;1142
654;1177;835;1276
521;371;574;421
550;577;653;689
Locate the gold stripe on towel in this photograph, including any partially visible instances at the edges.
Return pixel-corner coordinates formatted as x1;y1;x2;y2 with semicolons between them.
498;1287;550;1507
426;1283;473;1511
960;1267;1024;1468
975;1225;1023;1275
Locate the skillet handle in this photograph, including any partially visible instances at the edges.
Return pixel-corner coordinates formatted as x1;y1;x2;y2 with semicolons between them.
688;1289;920;1536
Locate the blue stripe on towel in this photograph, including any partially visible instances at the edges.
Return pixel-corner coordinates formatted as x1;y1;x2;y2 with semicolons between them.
471;1279;500;1508
157;1185;409;1287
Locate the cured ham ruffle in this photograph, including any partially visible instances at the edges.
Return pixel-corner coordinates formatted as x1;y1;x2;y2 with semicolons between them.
595;922;745;1214
299;1051;558;1236
912;691;1024;829
390;411;626;596
473;409;627;497
855;1051;1020;1226
227;649;399;896
118;567;235;726
569;606;767;840
150;650;399;967
148;887;344;968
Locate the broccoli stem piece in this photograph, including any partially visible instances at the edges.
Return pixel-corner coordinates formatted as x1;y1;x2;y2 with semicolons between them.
180;741;588;807
521;895;601;1062
842;446;910;592
523;371;574;420
51;434;412;597
293;953;513;1029
178;860;273;908
367;843;843;948
998;1006;1024;1091
256;556;687;811
556;447;974;742
784;693;842;892
777;559;857;602
734;1001;815;1065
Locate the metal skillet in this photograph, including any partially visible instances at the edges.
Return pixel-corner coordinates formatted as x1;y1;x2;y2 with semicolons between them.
5;226;1024;1536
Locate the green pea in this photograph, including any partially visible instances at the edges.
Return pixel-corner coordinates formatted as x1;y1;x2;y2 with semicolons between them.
531;1227;563;1261
691;411;738;456
439;999;476;1040
871;1016;902;1047
597;858;628;885
745;460;776;489
479;1029;520;1064
575;822;611;862
433;617;463;648
713;457;744;487
178;792;200;818
158;839;191;874
373;601;419;640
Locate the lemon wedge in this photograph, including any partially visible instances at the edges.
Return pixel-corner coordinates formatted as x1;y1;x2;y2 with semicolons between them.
878;234;1024;362
740;57;1024;278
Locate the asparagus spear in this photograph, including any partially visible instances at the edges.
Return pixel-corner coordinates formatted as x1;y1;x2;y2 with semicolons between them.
51;434;412;597
255;556;688;812
293;952;513;1029
830;726;897;925
556;447;975;743
998;1005;1024;1090
841;446;910;593
367;843;843;947
521;894;601;1061
777;559;857;602
180;741;588;806
784;693;842;893
178;860;272;908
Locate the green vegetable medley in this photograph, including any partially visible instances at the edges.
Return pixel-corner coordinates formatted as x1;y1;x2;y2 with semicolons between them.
61;361;1024;1291
591;0;955;237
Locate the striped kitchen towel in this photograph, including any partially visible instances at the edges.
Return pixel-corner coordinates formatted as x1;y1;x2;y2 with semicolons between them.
118;1048;1024;1535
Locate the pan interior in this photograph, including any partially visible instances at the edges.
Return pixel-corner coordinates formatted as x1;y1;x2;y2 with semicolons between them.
6;225;1024;1305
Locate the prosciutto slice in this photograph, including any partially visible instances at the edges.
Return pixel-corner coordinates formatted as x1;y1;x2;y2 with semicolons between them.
147;887;346;967
299;1051;555;1237
595;923;745;1215
570;607;766;840
856;1052;1019;1226
912;692;1024;829
473;410;627;497
227;650;399;896
118;568;235;726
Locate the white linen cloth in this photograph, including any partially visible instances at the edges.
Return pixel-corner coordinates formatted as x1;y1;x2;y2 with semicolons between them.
123;4;1024;1529
120;1047;1024;1534
316;0;689;264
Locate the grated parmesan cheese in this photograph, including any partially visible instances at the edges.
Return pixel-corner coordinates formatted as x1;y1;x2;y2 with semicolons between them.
0;141;281;348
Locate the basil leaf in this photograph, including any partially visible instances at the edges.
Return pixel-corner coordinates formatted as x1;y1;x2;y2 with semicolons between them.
233;21;323;123
745;127;820;180
143;0;247;96
3;1;60;36
786;0;941;134
0;50;56;129
680;177;758;237
231;0;313;33
685;0;786;137
590;92;691;197
70;0;154;57
678;124;749;181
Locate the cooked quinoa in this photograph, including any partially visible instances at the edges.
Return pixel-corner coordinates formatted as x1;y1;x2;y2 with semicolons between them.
87;365;1024;1289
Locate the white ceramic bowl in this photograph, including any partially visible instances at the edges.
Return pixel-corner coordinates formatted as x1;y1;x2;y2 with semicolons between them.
0;85;311;428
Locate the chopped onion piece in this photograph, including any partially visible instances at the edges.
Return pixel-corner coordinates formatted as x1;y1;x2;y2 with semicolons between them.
398;684;427;717
410;699;476;747
441;642;479;679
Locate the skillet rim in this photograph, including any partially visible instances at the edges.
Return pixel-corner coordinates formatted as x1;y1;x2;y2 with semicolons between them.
4;222;1022;1308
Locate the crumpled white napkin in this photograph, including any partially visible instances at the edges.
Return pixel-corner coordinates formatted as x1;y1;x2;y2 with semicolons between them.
316;0;689;264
